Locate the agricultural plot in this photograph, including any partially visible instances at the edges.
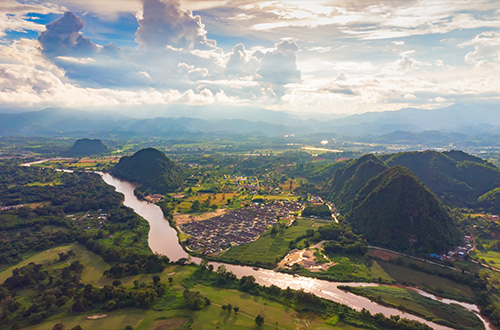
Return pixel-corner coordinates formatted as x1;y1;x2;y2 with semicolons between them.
377;260;475;301
343;286;483;330
219;219;323;267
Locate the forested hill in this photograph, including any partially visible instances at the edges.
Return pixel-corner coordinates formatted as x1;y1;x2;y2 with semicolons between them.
329;150;500;213
349;166;462;253
111;148;185;194
380;150;500;209
329;154;388;213
66;138;108;156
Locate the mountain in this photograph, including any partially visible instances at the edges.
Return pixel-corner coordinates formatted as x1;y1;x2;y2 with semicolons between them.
349;166;462;253
477;187;500;214
66;138;108;156
329;103;500;132
328;154;388;212
381;150;500;208
111;148;184;194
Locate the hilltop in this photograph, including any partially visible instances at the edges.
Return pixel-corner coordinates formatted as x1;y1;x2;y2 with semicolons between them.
350;166;462;253
111;148;185;194
66;138;108;156
330;150;500;212
380;150;500;208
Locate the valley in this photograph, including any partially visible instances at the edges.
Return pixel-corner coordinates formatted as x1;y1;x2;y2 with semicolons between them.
2;137;500;330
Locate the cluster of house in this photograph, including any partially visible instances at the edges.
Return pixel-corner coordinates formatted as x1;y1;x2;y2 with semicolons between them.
180;200;303;255
430;235;474;260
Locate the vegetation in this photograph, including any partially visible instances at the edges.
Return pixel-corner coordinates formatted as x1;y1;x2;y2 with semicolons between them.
111;148;185;194
218;219;323;268
65;138;108;157
302;204;331;218
341;285;483;330
350;166;462;253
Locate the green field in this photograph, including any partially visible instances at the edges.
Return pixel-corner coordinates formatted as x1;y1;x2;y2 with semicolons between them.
219;219;324;267
343;286;483;330
377;260;475;301
0;244;111;285
20;262;362;330
474;249;500;266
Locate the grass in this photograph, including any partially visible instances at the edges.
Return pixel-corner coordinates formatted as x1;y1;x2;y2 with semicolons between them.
0;244;110;285
377;260;475;301
474;249;500;266
343;286;483;330
20;262;364;330
0;245;74;284
219;219;322;267
369;260;393;282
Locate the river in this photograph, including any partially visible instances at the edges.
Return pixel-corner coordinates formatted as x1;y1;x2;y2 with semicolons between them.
99;172;495;330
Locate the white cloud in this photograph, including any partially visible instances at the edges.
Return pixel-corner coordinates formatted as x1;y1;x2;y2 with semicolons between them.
136;0;213;50
459;31;500;64
257;40;301;85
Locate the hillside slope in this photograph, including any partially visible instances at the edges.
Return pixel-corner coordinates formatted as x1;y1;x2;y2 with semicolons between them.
350;166;462;253
66;138;108;156
111;148;184;194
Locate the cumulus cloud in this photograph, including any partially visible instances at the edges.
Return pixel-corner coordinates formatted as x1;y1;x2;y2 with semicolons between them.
136;0;212;49
225;43;259;77
460;31;500;64
257;40;301;85
38;11;98;56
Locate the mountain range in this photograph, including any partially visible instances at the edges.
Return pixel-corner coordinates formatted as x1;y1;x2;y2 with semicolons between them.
0;104;499;145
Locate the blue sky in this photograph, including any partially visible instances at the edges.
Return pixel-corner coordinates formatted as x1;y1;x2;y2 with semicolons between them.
0;0;499;115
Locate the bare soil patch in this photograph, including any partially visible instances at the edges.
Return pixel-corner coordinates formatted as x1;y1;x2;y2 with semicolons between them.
86;314;107;319
366;248;400;261
174;209;227;225
277;241;336;272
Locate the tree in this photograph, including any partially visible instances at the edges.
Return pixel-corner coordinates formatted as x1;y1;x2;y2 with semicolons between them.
168;277;173;285
227;303;232;313
52;324;64;330
70;326;83;330
233;306;239;314
255;314;264;326
152;275;160;285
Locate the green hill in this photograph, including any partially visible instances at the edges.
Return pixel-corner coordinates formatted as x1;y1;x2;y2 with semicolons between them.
328;154;388;212
381;150;500;208
350;166;462;253
111;148;184;194
66;138;108;156
477;187;500;214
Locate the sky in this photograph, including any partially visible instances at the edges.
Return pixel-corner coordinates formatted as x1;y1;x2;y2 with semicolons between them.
0;0;499;115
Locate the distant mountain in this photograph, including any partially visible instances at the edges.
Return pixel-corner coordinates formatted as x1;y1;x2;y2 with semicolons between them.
111;148;184;194
350;166;462;253
329;103;500;132
1;103;499;142
66;138;108;156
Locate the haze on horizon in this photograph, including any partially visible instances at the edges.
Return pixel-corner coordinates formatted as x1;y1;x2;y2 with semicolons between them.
0;0;499;116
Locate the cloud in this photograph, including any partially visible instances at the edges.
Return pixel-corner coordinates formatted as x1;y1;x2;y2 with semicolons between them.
38;11;98;56
136;0;212;49
225;43;259;77
257;40;301;85
460;31;500;64
0;0;63;37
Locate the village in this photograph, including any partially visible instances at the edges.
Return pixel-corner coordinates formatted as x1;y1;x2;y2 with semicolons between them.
180;200;302;255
